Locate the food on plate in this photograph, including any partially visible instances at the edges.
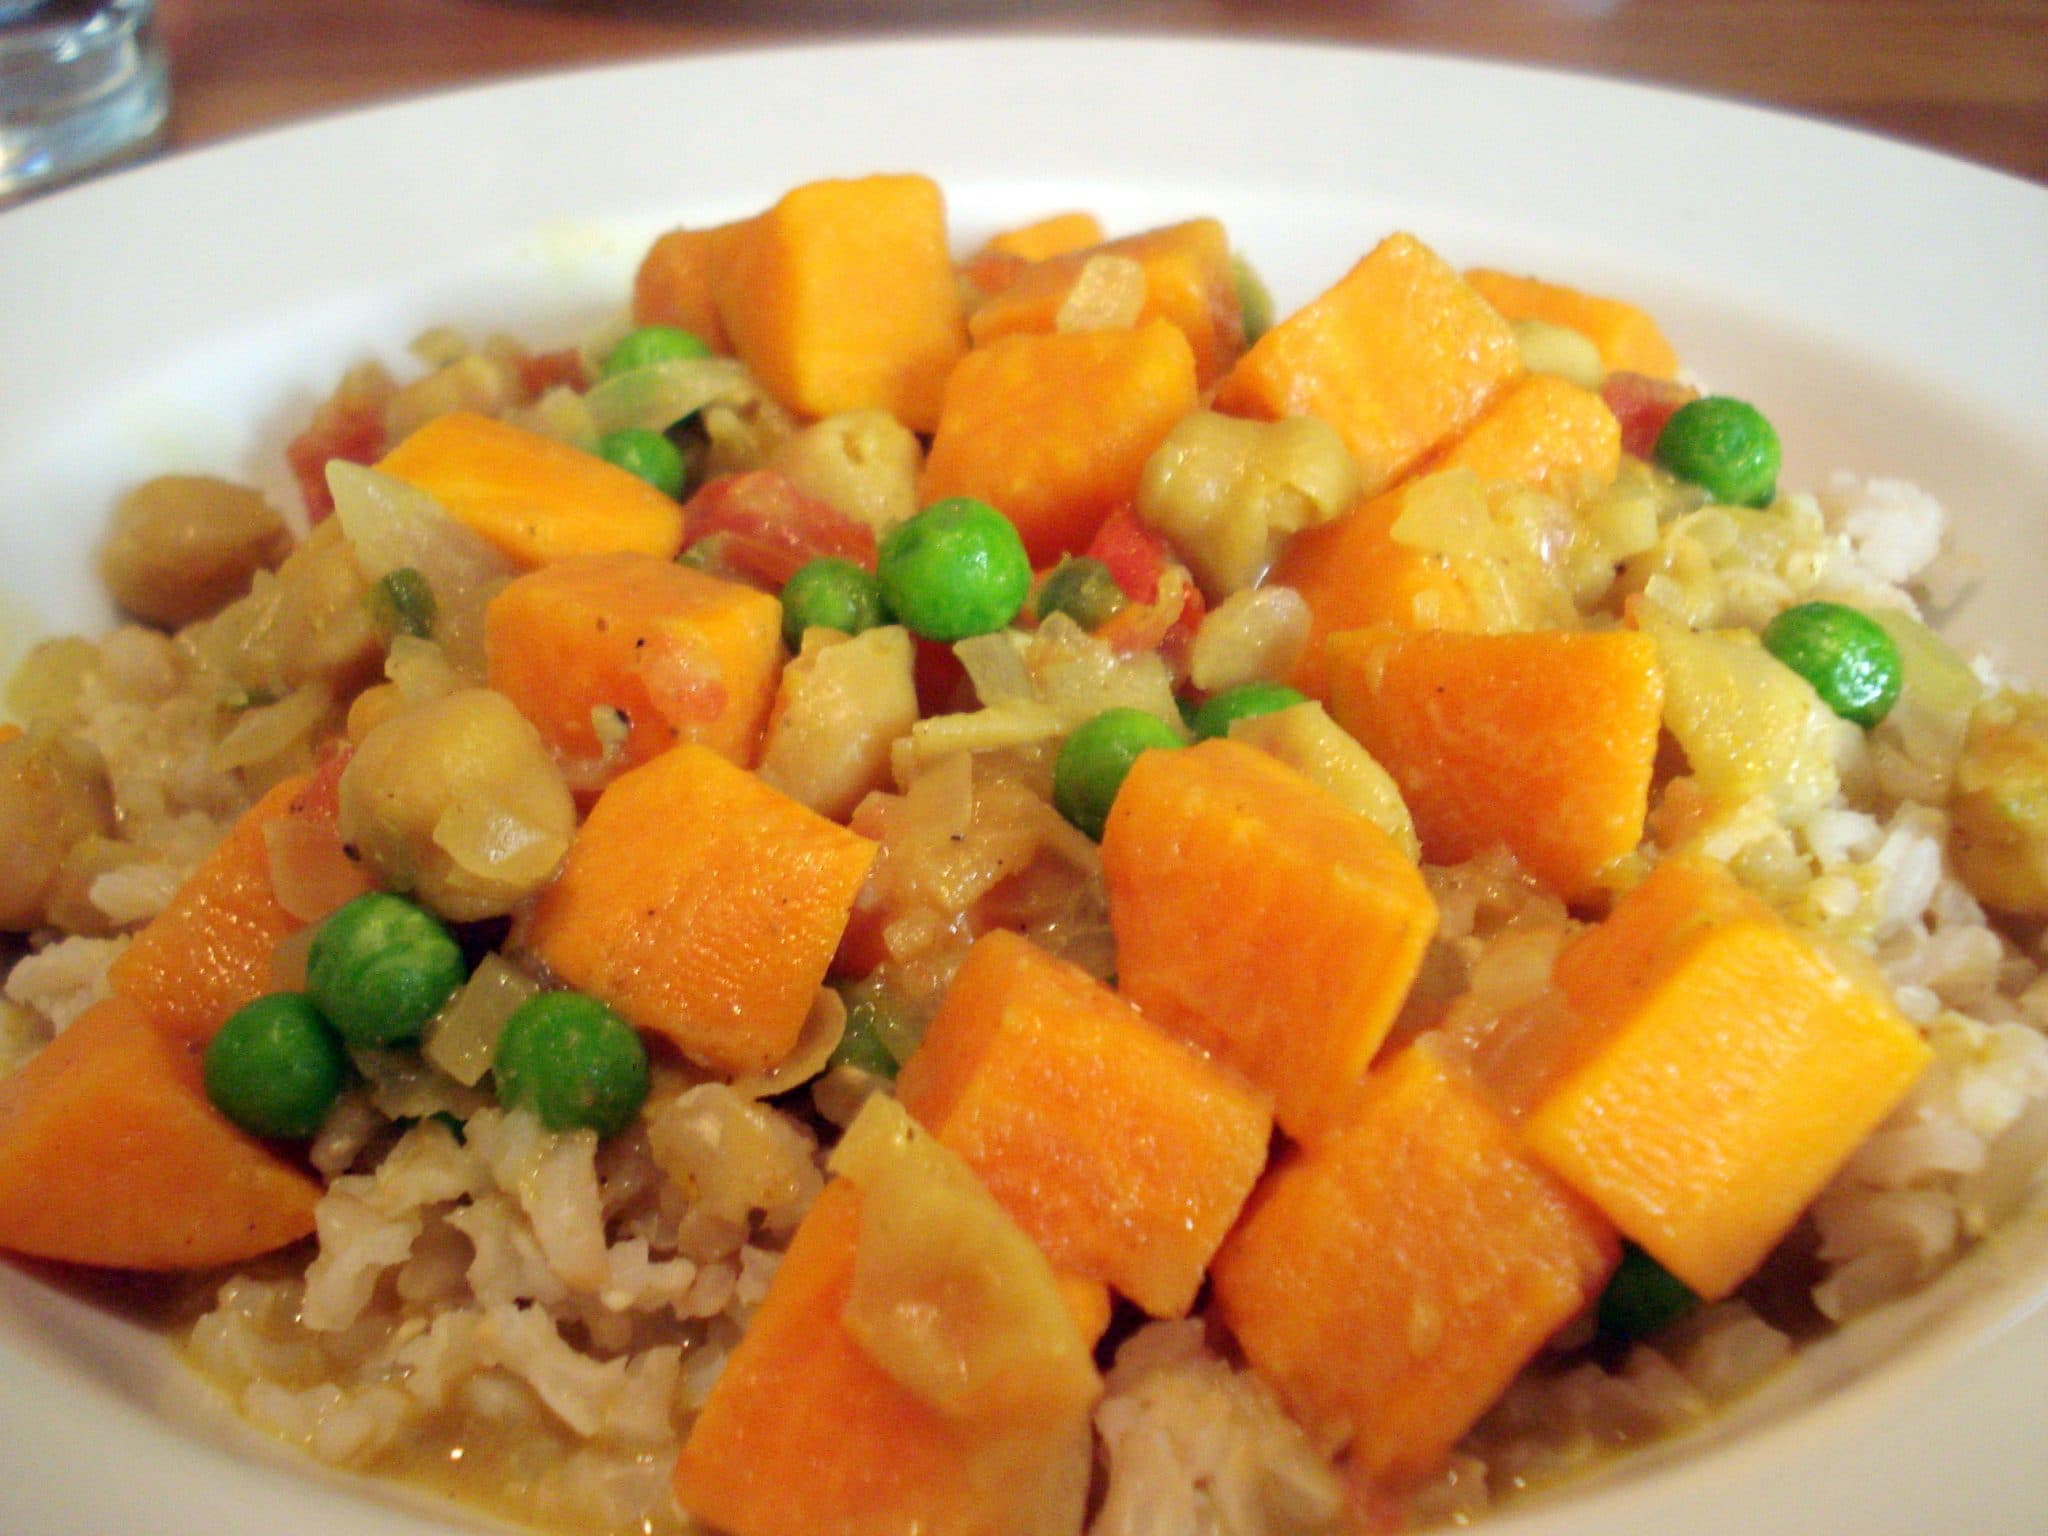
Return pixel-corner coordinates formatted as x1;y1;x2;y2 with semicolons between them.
1;172;2042;1536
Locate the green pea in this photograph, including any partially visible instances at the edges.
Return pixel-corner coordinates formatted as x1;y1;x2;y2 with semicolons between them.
597;427;687;497
203;993;350;1139
1654;395;1781;508
830;997;902;1080
492;991;649;1136
1597;1243;1701;1343
1231;253;1275;346
780;557;889;650
1191;682;1309;741
368;567;436;639
1035;556;1128;632
1054;707;1183;841
306;892;468;1049
1762;600;1904;727
876;497;1032;642
601;324;711;378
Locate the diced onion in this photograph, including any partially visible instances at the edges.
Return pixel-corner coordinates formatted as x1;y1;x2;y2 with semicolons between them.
422;954;541;1087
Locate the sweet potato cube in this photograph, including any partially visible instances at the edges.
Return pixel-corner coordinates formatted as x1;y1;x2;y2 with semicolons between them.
711;173;966;433
1523;856;1933;1299
0;997;321;1269
1103;739;1436;1142
1213;233;1521;494
920;321;1199;565
1212;1045;1618;1487
108;774;313;1047
674;1177;1095;1536
526;744;876;1077
1429;373;1621;495
674;1180;993;1536
1326;627;1663;901
898;930;1273;1318
967;219;1246;386
631;221;748;350
484;552;784;785
982;211;1105;264
1269;481;1479;698
1465;267;1680;380
377;411;685;567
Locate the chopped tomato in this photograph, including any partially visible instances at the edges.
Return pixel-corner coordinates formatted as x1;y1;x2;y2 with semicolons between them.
1086;504;1204;659
288;742;354;829
1086;503;1168;604
514;347;589;398
287;400;386;522
913;635;972;718
681;470;878;590
1602;371;1698;461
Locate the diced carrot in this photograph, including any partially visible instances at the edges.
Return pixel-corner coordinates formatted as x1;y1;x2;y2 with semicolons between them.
376;411;685;567
1465;268;1681;380
897;930;1273;1318
1213;233;1521;495
920;321;1200;566
712;174;966;433
1427;373;1621;495
967;219;1245;386
526;745;876;1077
484;552;784;786
674;1177;1094;1536
1325;627;1662;902
1521;855;1932;1299
1103;739;1436;1142
1211;1045;1618;1487
981;211;1105;264
1268;482;1479;698
108;775;315;1047
0;997;321;1270
631;222;748;350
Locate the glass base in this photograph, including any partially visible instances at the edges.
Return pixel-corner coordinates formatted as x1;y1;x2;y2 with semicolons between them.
0;0;168;202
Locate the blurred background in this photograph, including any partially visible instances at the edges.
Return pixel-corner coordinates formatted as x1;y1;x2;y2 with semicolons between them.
156;0;2045;183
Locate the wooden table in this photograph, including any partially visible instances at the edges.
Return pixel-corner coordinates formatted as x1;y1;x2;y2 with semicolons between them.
165;0;2048;185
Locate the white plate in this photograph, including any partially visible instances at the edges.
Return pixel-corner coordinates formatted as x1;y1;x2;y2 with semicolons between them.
3;34;2047;1536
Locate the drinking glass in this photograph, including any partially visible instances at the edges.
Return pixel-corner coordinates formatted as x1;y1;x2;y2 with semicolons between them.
0;0;167;201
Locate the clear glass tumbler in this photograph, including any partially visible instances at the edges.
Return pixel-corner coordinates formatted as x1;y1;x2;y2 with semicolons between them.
0;0;167;201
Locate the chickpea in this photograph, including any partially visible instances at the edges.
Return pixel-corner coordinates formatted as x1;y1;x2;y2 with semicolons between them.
1137;411;1361;596
338;688;575;922
98;475;292;629
188;519;383;699
767;409;922;536
0;730;115;931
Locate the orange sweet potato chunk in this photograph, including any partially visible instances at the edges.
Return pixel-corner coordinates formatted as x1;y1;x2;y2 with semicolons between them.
1213;233;1521;494
674;1180;995;1536
1428;372;1621;495
0;997;320;1270
1212;1045;1617;1487
1326;627;1663;902
982;211;1105;264
108;774;314;1047
967;219;1246;386
1522;856;1932;1299
527;744;876;1077
897;930;1273;1318
1103;739;1436;1143
1465;267;1681;380
920;321;1199;566
484;552;784;786
1269;482;1479;699
712;173;966;433
631;222;748;350
377;411;685;567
